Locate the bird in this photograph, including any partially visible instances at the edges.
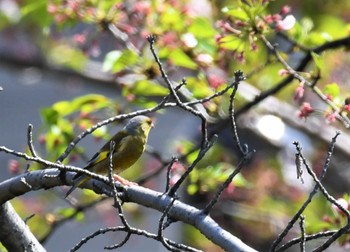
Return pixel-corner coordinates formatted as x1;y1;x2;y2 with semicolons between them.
65;115;154;197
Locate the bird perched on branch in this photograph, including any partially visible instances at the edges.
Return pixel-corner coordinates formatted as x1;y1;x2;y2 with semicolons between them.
65;115;154;197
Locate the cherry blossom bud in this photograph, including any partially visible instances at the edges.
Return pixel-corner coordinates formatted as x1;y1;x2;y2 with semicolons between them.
280;5;291;15
8;160;19;174
297;102;313;119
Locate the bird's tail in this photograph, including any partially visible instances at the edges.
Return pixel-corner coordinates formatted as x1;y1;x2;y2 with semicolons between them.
65;175;90;198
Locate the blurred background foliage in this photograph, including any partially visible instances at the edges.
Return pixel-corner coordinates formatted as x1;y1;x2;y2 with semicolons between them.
1;0;350;251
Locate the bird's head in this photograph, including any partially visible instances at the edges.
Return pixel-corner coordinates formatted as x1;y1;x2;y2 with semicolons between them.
125;116;154;136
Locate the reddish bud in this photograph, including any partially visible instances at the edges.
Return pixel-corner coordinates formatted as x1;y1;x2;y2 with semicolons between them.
344;104;350;112
297;102;313;119
208;74;225;89
294;81;305;101
327;113;337;123
280;5;291;15
8;160;20;174
278;69;289;76
73;34;87;45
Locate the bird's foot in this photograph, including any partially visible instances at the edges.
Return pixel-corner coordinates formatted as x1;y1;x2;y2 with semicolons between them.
113;174;138;186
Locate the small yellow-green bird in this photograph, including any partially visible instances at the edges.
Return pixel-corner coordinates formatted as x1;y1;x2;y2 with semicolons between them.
65;115;154;197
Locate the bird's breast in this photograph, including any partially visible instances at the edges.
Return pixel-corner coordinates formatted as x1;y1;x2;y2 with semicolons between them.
112;135;146;172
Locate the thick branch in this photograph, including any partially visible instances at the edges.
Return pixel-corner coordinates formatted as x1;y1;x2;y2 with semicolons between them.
0;202;46;252
0;169;257;252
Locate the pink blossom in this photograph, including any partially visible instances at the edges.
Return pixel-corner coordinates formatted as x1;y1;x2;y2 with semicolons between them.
326;94;333;101
160;32;177;47
280;5;291;15
264;15;274;24
170;174;181;186
276;15;296;31
73;34;86;45
8;160;19;174
344;104;350;112
225;182;235;194
47;4;57;14
272;14;282;22
214;34;223;43
197;54;213;65
278;69;289;76
294;81;305;101
208;74;225;89
327;113;337;123
297;102;313;119
133;1;151;15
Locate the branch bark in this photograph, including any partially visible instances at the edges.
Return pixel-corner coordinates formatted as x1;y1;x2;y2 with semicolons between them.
0;201;46;252
0;169;257;252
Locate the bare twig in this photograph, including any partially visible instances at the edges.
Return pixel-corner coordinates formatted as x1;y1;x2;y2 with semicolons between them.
168;135;217;197
270;132;340;251
203;150;253;214
165;157;178;193
228;71;246;156
299;215;305;252
157;198;182;251
27;124;38;158
147;35;209;147
276;230;350;252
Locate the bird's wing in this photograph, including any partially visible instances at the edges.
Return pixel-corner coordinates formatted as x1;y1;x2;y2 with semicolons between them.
72;130;129;179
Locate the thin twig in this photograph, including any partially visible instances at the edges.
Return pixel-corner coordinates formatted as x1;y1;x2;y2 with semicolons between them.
270;132;341;251
165;157;178;193
260;35;350;128
228;71;246;155
27;124;38;158
203;151;253;214
276;230;350;252
167;135;217;197
299;215;305;252
70;225;201;252
158;198;181;251
147;35;209;147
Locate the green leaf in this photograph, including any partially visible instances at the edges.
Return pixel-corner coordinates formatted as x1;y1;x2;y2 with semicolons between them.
103;49;138;73
186;76;214;98
41;107;59;125
187;184;198;195
132;97;158;108
103;50;122;72
49;44;87;70
219;35;245;52
57;207;85;222
310;51;324;72
54;94;109;117
187;149;200;164
131;80;168;96
20;0;52;27
73;94;110;113
169;48;198;69
323;82;339;98
222;7;249;21
188;17;216;38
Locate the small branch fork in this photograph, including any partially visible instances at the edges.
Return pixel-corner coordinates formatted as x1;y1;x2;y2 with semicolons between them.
271;131;349;252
